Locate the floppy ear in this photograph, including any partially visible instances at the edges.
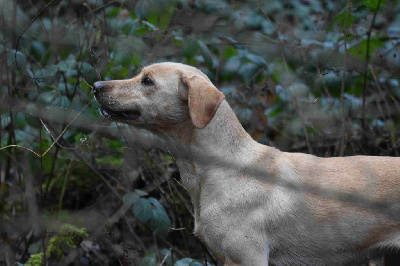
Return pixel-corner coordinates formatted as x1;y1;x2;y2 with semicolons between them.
180;75;225;129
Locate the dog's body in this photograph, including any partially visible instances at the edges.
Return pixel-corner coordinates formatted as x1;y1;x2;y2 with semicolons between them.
94;62;400;265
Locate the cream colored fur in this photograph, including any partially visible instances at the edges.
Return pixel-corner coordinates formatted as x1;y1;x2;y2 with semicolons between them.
94;62;400;265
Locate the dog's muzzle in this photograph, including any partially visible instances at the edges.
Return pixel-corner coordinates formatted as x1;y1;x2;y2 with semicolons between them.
99;108;141;121
94;81;141;121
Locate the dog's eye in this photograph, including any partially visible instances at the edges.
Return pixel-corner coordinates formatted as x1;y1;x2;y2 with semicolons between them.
141;77;154;86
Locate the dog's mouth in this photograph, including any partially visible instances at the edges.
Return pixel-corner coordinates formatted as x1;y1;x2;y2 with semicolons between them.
100;107;141;121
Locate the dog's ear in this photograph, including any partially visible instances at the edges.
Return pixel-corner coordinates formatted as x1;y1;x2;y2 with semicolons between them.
180;75;225;129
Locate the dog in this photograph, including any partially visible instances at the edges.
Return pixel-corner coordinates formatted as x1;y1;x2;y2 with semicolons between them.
94;62;400;265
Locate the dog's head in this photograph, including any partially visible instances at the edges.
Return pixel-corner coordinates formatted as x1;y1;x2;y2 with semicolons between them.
94;62;224;130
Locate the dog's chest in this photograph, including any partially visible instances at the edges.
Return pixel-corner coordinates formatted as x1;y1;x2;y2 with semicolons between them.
191;170;281;251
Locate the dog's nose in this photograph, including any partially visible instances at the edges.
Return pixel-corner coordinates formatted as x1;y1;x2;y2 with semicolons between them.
94;81;110;100
93;81;104;96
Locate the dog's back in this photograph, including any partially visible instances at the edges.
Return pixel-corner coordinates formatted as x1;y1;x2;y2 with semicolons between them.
249;148;400;264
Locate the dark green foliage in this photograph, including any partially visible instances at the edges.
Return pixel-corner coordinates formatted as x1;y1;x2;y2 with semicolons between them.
25;224;88;265
1;0;399;265
175;258;204;266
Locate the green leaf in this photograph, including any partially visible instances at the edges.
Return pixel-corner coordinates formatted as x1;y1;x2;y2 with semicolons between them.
183;41;199;59
147;197;164;210
238;62;258;84
7;50;27;71
123;192;139;205
147;197;171;234
122;18;137;35
25;103;38;117
135;0;151;19
25;252;43;266
196;0;228;13
122;190;149;205
175;258;193;266
150;207;171;234
348;38;385;60
244;14;263;29
328;10;356;31
175;258;202;266
223;45;238;60
198;40;215;69
28;241;42;255
317;72;342;96
222;56;240;80
95;155;124;166
42;65;59;77
104;139;123;149
160;248;174;266
58;58;76;72
133;198;153;223
1;114;11;129
31;41;46;61
262;19;275;35
159;4;175;30
362;0;387;10
161;154;174;164
147;11;159;26
38;91;57;104
245;53;266;66
140;252;156;266
109;65;128;78
142;20;159;31
107;7;122;17
59;95;70;108
135;189;149;197
80;62;98;85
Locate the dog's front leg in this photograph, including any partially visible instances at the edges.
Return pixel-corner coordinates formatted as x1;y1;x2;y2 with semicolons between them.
224;252;269;266
222;238;270;266
265;241;270;265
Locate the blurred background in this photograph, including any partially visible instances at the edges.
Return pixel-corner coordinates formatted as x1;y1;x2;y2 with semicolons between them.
1;0;399;265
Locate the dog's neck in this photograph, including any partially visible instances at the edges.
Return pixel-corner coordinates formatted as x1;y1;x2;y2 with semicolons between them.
154;100;265;221
164;100;257;163
158;100;261;193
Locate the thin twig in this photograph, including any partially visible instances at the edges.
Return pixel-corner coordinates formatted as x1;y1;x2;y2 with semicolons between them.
58;156;75;212
159;248;172;266
256;0;313;154
14;0;56;81
362;0;382;132
0;99;94;157
123;217;147;251
43;145;60;201
2;15;15;185
21;154;41;236
339;1;351;156
369;64;400;113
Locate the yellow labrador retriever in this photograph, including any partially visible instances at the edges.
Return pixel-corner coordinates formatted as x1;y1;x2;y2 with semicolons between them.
94;62;400;265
